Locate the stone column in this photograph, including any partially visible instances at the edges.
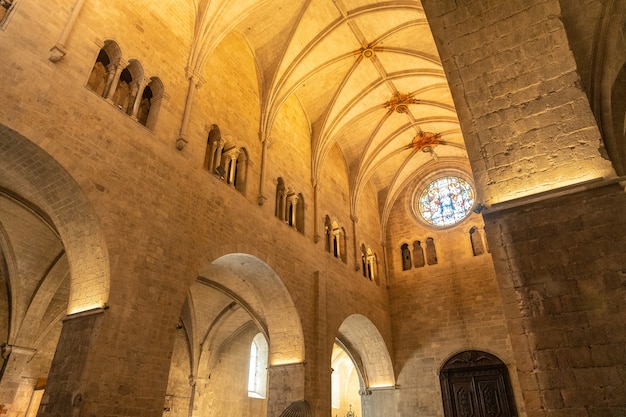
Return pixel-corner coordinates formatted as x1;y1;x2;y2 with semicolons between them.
176;68;203;150
266;363;305;417
49;0;86;62
0;345;37;415
257;136;270;205
287;194;299;226
351;214;359;271
130;77;150;119
36;309;104;417
104;59;126;102
223;148;240;185
213;139;226;178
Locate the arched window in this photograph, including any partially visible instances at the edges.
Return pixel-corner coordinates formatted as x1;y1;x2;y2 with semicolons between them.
469;226;485;256
296;193;305;234
324;215;332;252
425;237;437;265
412;240;425;268
340;227;347;264
332;221;341;258
247;333;268;399
361;244;367;277
235;148;249;194
0;0;15;26
275;178;286;221
87;41;122;98
401;243;412;271
366;248;376;282
204;124;222;172
137;77;163;130
87;49;110;96
112;59;144;115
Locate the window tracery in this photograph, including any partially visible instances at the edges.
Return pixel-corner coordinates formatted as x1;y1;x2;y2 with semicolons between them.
417;176;475;227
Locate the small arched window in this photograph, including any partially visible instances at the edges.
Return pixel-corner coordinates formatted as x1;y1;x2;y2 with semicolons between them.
137;77;163;130
413;240;425;268
296;193;305;234
469;226;485;256
87;41;122;98
275;178;286;221
235;148;249;194
401;243;412;271
324;215;332;252
87;49;111;96
426;237;437;265
248;333;268;399
0;0;15;26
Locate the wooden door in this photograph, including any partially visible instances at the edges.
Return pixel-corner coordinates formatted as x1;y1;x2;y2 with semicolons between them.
441;351;517;417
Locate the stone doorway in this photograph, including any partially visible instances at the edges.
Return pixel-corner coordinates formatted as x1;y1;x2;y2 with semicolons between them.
440;351;517;417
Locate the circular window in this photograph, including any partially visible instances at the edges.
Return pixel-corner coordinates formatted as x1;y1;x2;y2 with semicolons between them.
417;176;475;227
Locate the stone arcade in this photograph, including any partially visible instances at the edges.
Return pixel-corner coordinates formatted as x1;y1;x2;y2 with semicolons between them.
0;1;625;417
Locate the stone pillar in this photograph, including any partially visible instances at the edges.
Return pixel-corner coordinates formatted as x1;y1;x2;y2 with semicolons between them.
36;309;104;417
351;215;359;271
49;0;86;63
213;139;226;178
176;68;204;150
266;363;305;417
360;387;396;417
287;194;299;226
0;345;37;415
482;181;626;417
222;148;240;186
130;77;149;119
104;59;125;102
257;136;270;205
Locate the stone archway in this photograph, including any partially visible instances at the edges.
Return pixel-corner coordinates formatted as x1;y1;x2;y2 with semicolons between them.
165;253;305;417
0;125;110;416
0;125;110;313
336;314;395;417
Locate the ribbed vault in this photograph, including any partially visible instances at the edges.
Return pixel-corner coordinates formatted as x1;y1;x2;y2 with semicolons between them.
188;0;470;231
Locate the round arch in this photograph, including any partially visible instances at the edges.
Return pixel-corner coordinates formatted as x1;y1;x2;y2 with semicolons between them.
336;314;395;388
198;253;305;367
0;125;110;314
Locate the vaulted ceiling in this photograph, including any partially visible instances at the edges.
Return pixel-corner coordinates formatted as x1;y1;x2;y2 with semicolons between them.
191;0;469;223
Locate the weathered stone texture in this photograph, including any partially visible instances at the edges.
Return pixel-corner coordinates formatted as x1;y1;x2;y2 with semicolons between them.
484;183;626;417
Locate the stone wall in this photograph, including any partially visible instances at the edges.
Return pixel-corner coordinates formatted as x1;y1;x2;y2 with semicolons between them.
386;177;520;416
485;183;626;417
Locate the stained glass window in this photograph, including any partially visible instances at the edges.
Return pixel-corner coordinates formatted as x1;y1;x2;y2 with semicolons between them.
418;176;474;227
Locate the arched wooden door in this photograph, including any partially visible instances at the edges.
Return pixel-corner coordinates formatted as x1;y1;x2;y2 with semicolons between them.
440;351;517;417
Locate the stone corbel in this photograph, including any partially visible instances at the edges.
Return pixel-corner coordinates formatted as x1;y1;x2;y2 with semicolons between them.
49;43;67;63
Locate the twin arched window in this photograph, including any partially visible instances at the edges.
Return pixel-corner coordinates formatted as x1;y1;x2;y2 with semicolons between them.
86;40;164;130
360;244;378;282
276;178;304;233
324;216;346;263
204;125;248;193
